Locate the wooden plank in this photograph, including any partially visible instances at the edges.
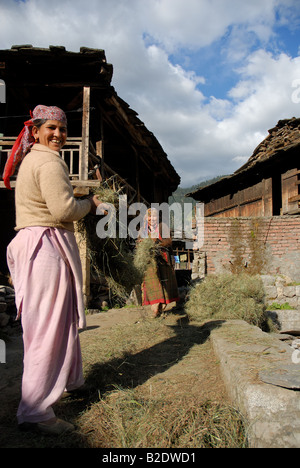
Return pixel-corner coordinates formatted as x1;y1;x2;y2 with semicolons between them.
70;180;101;187
262;177;273;216
80;86;90;181
74;227;90;307
239;196;262;206
0;137;82;145
282;170;299;212
289;195;300;202
99;113;104;179
205;196;262;217
282;168;300;180
0;181;16;188
77;87;91;307
96;139;104;180
73;186;89;197
7;81;110;89
282;208;300;215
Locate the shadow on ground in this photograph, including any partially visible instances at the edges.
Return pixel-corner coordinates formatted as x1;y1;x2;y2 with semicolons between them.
84;317;225;393
0;309;225;448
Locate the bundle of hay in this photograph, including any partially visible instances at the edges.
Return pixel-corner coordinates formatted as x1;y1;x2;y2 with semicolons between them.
185;273;267;328
77;179;159;305
133;237;160;276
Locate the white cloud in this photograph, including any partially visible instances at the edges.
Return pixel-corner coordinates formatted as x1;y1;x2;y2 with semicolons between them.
145;0;279;51
1;0;300;186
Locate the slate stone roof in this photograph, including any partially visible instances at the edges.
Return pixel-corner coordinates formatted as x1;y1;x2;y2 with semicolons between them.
187;117;300;200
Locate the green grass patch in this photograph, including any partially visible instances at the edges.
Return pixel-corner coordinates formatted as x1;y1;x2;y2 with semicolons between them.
267;302;294;310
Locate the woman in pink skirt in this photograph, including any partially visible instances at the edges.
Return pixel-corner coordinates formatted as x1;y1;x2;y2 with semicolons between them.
3;105;102;435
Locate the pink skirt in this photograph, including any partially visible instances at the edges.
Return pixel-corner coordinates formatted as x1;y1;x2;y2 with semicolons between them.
7;227;85;424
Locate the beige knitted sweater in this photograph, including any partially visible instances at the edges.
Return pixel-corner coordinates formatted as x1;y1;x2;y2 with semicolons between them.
15;144;91;232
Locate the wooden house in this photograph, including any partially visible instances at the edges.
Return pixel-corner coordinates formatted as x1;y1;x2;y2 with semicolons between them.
186;118;300;281
0;45;180;302
187;118;300;217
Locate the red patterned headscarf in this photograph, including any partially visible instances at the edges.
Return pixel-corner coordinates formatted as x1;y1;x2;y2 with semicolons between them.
3;105;67;189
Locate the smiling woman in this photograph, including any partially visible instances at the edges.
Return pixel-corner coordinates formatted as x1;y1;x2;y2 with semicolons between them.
4;104;104;435
32;119;67;152
3;105;69;190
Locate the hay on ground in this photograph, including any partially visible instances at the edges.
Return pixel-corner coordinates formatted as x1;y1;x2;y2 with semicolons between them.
185;273;266;328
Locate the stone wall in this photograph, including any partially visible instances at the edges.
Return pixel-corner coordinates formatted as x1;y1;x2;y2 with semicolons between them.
262;275;300;309
262;274;300;331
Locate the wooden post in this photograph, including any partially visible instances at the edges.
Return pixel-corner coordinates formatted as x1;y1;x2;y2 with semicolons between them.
77;86;90;306
282;169;299;214
80;86;90;180
95;113;105;180
74;224;90;308
262;178;273;216
96;139;104;180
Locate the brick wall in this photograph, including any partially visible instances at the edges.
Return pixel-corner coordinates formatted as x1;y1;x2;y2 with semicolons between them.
199;216;300;281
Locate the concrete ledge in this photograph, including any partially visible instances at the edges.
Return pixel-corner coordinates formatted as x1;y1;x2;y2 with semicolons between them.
210;320;300;448
266;309;300;334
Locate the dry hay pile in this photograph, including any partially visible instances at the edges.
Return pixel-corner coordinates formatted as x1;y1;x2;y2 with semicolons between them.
185;273;268;328
77;179;159;305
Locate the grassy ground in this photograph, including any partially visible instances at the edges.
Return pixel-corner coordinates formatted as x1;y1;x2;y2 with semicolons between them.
0;305;248;448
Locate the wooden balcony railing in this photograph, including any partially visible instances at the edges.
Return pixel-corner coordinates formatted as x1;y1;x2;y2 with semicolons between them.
0;136;149;206
0;136;85;188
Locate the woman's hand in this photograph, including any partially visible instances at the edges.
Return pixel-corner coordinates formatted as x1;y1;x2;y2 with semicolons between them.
88;195;110;215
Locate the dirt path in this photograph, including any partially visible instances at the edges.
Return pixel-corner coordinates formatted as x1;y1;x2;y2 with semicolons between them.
80;305;228;402
0;305;228;447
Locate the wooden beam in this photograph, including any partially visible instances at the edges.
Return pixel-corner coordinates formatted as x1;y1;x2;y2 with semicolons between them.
6;81;110;89
283;208;300;215
80;86;90;180
288;195;300;202
74;226;90;307
70;180;101;187
0;179;101;189
95;141;104;180
77;87;91;307
96;113;104;179
73;186;89;197
282;168;300;180
0;181;15;189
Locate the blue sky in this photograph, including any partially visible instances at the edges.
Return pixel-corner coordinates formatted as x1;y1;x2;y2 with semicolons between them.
1;0;300;187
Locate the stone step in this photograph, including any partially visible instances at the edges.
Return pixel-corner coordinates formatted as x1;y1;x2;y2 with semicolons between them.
210;320;300;448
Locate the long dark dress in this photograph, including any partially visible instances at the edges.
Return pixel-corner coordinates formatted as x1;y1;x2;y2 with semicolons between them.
142;222;179;306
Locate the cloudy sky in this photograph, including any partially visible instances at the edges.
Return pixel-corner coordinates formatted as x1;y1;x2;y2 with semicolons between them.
1;0;300;187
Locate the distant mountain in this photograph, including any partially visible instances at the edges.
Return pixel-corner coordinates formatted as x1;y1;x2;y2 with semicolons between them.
167;176;226;233
169;175;226;205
